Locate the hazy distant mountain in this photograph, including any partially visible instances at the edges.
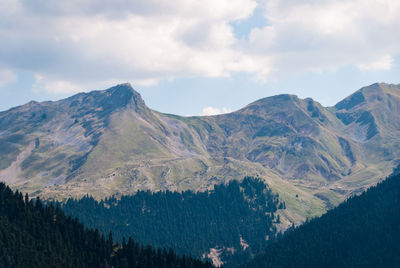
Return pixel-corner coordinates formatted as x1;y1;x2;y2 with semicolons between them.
1;82;400;224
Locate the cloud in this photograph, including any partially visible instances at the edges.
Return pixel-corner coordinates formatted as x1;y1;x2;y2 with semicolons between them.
0;0;257;93
358;55;394;71
244;0;400;78
0;0;399;94
33;75;82;94
0;69;17;87
201;106;232;116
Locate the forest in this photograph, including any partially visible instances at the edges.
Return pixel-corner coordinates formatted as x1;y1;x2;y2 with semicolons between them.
244;172;400;267
3;170;400;267
0;182;213;268
59;177;284;265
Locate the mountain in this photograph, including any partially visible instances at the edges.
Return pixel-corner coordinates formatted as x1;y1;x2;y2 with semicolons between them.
244;170;400;267
1;82;400;224
0;182;213;268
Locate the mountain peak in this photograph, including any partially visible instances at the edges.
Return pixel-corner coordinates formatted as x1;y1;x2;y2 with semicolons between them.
334;83;382;111
105;83;140;98
335;83;400;111
253;94;297;104
91;83;147;114
106;82;135;94
243;94;297;111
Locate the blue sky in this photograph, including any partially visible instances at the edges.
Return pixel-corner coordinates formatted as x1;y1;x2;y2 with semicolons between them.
1;0;399;115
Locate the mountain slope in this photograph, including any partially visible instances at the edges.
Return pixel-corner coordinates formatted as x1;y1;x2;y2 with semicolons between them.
244;170;400;267
1;82;400;224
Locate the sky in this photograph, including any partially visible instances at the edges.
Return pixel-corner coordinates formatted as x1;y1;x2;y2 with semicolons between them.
0;0;399;116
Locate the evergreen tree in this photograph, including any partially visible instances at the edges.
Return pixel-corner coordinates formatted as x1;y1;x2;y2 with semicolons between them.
59;177;283;265
245;173;400;268
0;182;213;268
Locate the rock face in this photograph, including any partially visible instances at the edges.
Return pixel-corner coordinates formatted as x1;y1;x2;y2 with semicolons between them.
1;82;400;223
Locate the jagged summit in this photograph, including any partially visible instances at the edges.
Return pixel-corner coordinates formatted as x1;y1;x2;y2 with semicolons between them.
104;83;139;97
63;83;148;115
102;83;147;113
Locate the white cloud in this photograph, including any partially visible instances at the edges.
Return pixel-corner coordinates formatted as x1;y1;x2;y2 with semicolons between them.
0;69;17;87
0;0;257;94
0;0;399;94
245;0;400;78
201;106;232;116
358;55;394;71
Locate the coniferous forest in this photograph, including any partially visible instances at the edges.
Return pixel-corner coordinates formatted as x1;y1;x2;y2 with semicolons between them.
5;171;400;267
0;182;213;268
244;172;400;268
59;177;284;265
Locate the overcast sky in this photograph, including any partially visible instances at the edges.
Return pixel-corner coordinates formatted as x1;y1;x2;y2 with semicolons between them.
0;0;399;115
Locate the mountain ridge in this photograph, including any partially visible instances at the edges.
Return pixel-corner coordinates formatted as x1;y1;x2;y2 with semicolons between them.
1;82;400;225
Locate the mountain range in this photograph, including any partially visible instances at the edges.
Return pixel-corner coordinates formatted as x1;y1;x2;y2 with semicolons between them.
1;82;400;225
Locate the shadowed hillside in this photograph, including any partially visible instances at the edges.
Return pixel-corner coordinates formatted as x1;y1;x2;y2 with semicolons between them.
0;182;213;267
244;170;400;267
58;177;284;266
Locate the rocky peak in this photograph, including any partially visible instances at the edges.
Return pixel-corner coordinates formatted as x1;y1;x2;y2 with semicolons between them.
103;83;147;113
334;83;400;111
334;84;383;140
65;83;148;117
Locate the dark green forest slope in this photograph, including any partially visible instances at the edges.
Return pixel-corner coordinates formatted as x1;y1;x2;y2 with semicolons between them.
60;177;284;265
0;182;212;268
245;172;400;268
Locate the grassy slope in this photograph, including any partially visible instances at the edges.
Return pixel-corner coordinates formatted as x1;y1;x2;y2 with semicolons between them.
2;83;400;225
